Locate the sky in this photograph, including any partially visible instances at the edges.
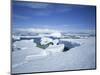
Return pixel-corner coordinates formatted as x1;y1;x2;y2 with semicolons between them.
12;1;96;32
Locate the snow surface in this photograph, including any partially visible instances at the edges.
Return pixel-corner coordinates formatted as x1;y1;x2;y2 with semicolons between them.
12;37;96;74
46;44;64;53
13;39;36;51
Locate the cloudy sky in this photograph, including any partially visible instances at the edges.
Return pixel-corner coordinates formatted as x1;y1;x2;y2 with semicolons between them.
12;1;96;32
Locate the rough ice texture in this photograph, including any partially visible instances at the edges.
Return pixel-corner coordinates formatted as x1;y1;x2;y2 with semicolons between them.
12;37;96;74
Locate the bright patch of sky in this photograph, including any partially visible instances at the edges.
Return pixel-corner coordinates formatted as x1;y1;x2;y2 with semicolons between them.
12;1;96;33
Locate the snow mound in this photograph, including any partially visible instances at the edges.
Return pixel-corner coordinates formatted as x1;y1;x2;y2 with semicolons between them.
46;44;64;53
53;39;59;45
25;51;50;61
40;37;53;45
13;39;36;51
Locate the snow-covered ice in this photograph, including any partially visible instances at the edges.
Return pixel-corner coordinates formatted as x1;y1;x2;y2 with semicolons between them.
46;44;64;53
12;37;96;74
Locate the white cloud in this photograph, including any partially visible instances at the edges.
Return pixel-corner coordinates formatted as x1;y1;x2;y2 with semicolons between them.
14;15;30;20
15;28;60;33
